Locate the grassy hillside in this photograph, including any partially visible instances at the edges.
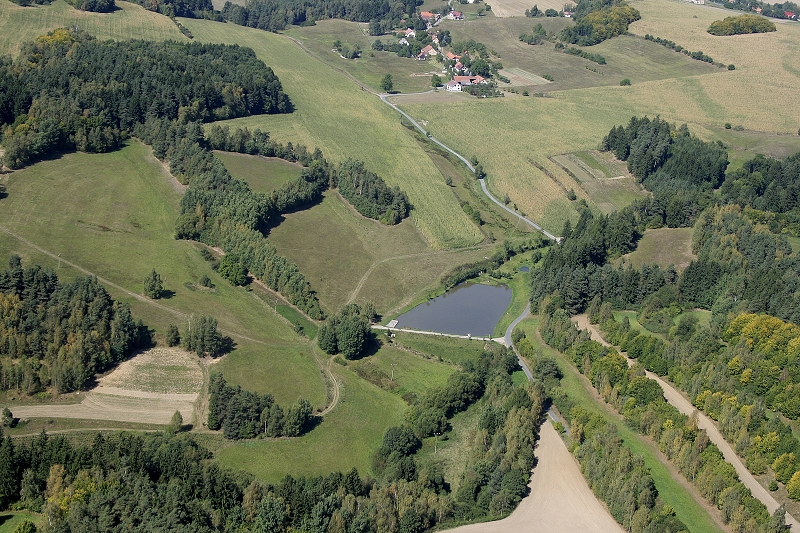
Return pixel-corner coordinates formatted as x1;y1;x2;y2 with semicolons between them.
0;0;186;55
0;141;325;406
180;17;484;250
214;152;304;194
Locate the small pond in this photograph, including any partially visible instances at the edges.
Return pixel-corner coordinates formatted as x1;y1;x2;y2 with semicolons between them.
519;266;530;272
394;283;512;337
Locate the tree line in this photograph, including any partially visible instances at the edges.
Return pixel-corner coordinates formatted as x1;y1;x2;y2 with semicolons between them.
720;0;800;20
0;256;149;394
207;374;313;439
0;29;291;170
0;343;543;532
533;304;786;532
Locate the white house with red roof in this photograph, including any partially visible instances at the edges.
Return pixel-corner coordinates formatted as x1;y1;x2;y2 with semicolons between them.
447;10;464;19
445;80;462;91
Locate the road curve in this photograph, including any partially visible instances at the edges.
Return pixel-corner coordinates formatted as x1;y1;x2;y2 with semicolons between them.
504;303;533;380
378;93;558;241
573;315;800;530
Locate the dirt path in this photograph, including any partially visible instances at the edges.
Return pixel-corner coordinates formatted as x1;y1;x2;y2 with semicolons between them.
444;420;625;533
573;315;800;530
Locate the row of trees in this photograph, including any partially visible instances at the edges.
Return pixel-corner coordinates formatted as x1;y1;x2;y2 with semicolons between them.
0;29;291;169
0;256;149;394
207;374;313;439
720;0;800;20
535;305;785;531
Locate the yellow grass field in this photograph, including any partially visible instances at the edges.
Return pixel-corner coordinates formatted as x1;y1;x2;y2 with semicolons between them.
489;0;568;18
0;0;185;55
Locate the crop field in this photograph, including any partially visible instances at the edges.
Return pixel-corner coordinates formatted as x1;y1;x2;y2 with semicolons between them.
215;362;406;483
266;190;492;315
180;17;484;249
284;19;440;94
488;0;567;17
551;152;647;213
213;152;303;194
0;0;185;56
621;227;695;271
0;142;326;407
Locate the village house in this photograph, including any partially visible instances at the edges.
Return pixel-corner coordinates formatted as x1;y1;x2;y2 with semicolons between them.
445;80;462;91
417;44;438;60
446;51;462;61
453;61;465;72
400;28;416;39
453;75;486;85
446;10;464;19
420;11;440;24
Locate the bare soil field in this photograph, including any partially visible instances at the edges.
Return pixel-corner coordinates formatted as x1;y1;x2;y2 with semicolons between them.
8;348;203;426
444;420;624;533
488;0;567;18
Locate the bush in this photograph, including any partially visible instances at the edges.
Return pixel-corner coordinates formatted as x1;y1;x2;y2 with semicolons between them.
708;14;776;36
620;78;631;86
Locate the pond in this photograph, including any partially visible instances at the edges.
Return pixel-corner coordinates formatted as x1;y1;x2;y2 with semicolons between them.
519;266;530;272
394;283;512;337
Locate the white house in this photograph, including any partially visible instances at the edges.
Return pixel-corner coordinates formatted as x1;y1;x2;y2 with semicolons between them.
446;80;462;91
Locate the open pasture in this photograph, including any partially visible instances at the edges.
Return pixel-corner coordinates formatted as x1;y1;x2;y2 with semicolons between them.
215;363;406;483
267;190;493;315
181;17;484;249
488;0;568;18
0;0;185;56
284;19;439;94
620;227;695;271
0;142;326;407
213;152;304;194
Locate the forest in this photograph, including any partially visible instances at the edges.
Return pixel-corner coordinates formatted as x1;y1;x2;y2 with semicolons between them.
526;115;800;515
707;14;776;35
0;257;149;394
0;29;290;169
0;344;544;532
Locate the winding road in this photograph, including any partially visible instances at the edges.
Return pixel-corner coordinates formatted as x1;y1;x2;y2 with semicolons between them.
378;93;559;242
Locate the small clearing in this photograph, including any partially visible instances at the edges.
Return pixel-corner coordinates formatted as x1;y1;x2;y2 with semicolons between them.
9;348;203;426
445;420;625;533
620;227;695;271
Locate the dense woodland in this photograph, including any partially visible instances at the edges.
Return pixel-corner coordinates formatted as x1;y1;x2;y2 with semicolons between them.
318;304;375;359
207;374;313;439
0;257;149;394
530;308;786;532
528;115;800;511
0;29;290;170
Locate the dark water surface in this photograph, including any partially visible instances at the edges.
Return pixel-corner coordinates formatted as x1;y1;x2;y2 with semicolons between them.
395;283;512;337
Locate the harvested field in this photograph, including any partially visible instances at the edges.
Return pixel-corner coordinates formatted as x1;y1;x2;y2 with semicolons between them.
8;348;203;426
621;227;695;271
445;420;625;533
501;68;553;86
488;0;566;17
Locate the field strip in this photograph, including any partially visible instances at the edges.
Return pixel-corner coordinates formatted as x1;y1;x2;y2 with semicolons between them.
0;224;268;346
446;420;625;533
91;386;198;401
573;315;800;530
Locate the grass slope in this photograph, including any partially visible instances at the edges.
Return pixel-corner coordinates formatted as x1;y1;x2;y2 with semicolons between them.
213;152;303;194
0;0;185;56
180;17;483;250
0;142;325;406
215;362;406;483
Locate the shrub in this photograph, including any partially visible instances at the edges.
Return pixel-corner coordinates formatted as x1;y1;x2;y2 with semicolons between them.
620;78;631;86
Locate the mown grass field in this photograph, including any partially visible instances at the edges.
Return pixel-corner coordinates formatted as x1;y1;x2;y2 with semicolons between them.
0;142;325;407
390;332;488;366
215;362;406;483
180;17;483;250
620;227;695;271
266;190;492;315
516;316;727;533
213;152;303;194
0;0;185;55
0;512;43;533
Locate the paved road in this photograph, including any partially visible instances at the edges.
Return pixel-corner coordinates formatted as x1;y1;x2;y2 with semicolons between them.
504;303;533;380
574;315;800;530
378;93;559;241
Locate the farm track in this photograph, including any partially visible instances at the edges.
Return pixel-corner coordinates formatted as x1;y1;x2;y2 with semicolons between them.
573;315;800;530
